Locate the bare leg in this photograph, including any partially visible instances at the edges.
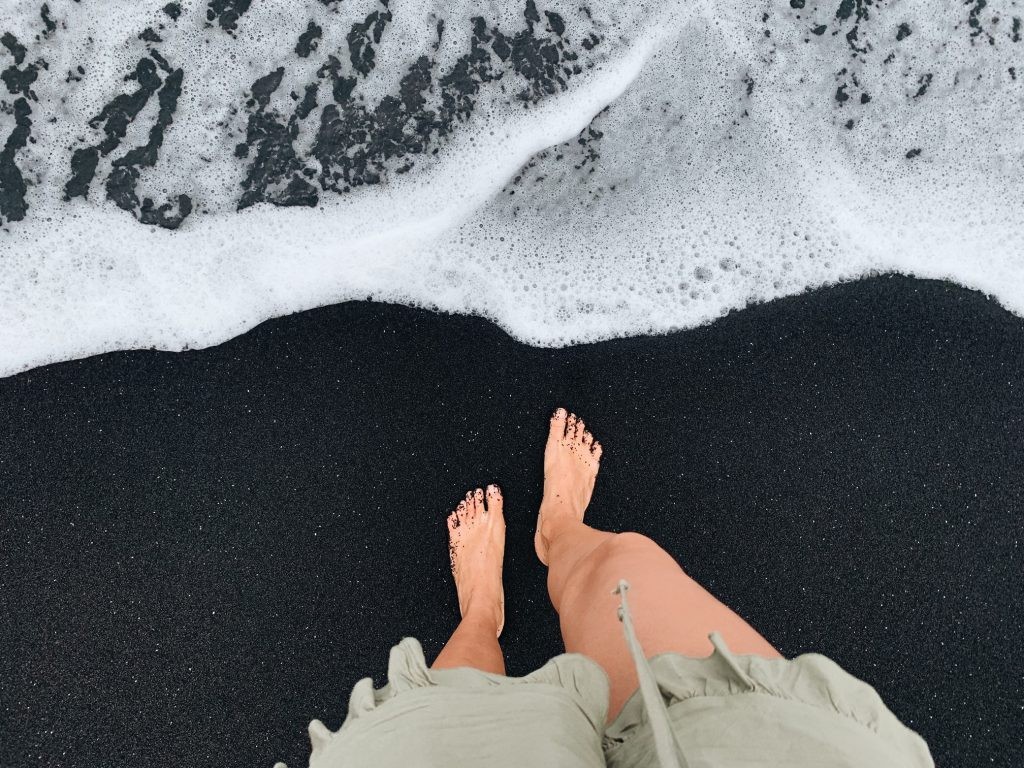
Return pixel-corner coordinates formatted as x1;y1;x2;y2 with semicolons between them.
536;409;783;725
431;612;505;676
431;486;506;676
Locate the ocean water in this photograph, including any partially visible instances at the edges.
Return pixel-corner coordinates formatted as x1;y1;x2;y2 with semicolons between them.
1;0;1022;378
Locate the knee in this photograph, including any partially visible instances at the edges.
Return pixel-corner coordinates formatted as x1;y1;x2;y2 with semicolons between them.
556;531;672;613
612;531;659;551
577;531;663;579
603;531;660;558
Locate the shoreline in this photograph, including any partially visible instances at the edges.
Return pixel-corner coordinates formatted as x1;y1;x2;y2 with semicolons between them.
1;274;1021;768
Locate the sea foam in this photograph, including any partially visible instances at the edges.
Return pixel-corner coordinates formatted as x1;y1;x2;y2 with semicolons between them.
0;0;1022;378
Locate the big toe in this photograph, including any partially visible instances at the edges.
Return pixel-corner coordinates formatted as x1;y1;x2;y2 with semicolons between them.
548;407;568;442
485;484;503;514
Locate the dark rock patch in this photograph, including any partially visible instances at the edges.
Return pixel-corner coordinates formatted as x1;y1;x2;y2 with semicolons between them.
206;0;253;33
238;68;319;211
235;1;601;208
914;72;932;98
105;69;193;229
0;97;32;225
40;4;57;36
1;32;27;65
296;21;323;58
2;62;39;99
347;5;392;76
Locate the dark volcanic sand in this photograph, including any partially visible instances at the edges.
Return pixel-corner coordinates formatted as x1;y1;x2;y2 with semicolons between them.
1;275;1022;768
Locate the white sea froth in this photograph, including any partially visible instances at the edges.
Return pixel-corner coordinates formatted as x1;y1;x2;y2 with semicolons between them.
0;0;1022;378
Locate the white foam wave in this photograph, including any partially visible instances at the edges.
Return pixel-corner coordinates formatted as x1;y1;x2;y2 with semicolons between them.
1;0;1022;377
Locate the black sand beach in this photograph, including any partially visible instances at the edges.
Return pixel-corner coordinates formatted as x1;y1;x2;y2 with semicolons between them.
1;274;1022;768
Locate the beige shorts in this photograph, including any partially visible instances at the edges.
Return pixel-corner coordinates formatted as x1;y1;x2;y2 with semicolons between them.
277;582;934;768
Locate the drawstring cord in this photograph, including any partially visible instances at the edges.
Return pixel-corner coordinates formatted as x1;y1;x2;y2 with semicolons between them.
613;579;689;768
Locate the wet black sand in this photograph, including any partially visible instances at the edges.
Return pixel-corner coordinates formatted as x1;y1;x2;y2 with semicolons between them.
1;274;1022;768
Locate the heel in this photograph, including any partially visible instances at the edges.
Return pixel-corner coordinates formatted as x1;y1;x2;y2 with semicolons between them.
534;510;549;566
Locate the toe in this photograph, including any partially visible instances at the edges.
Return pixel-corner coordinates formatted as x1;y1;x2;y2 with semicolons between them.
549;407;568;441
582;430;594;448
465;490;479;518
592;441;603;460
565;413;577;440
485;484;503;513
473;487;485;513
574;418;586;441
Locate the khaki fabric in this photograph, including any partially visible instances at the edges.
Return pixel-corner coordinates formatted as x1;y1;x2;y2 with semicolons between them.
282;582;934;768
300;636;610;768
602;632;935;768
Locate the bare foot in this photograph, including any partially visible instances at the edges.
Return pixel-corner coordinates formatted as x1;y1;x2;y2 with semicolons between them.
535;408;602;565
446;485;506;638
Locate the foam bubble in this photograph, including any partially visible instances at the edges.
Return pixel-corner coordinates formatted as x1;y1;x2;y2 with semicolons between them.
0;0;1022;376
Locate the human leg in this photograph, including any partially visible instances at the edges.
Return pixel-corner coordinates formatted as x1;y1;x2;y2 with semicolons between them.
537;409;783;724
430;486;506;675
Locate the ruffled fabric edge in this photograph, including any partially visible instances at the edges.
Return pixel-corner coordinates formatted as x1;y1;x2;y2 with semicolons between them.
337;636;611;735
601;631;933;767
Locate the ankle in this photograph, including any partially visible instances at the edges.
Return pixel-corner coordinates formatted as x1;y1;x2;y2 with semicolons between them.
461;603;502;632
539;502;580;543
539;494;581;522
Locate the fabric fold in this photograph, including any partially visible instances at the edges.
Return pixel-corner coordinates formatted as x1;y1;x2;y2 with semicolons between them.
293;579;933;768
602;620;935;768
310;636;611;768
